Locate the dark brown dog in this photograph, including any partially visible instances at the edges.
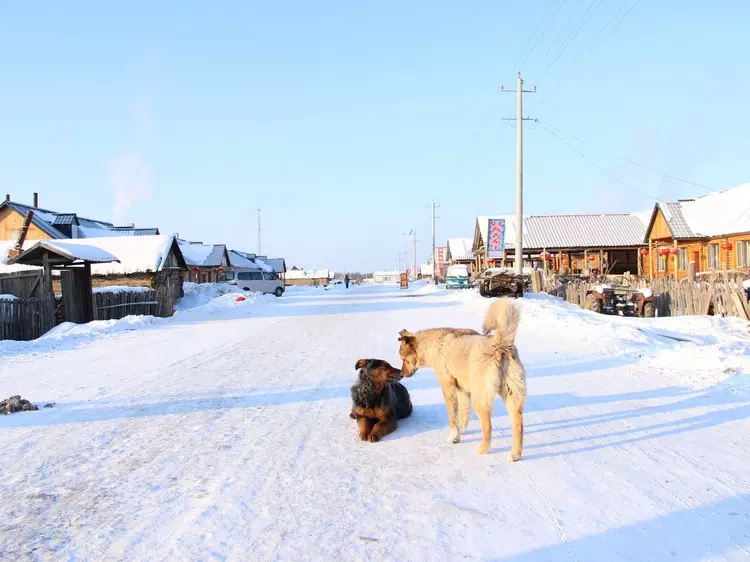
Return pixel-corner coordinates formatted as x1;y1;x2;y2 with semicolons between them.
349;359;412;442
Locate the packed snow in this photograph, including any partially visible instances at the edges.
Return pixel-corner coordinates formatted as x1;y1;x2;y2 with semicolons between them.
2;282;750;560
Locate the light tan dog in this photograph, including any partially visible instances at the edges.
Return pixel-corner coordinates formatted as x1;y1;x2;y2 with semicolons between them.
398;299;526;461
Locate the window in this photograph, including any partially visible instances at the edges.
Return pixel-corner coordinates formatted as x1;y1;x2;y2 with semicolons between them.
677;248;687;270
222;271;235;281
707;244;719;269
237;271;263;281
658;254;666;272
263;272;277;281
738;240;750;268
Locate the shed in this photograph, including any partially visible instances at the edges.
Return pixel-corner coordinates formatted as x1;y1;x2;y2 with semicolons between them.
8;240;119;324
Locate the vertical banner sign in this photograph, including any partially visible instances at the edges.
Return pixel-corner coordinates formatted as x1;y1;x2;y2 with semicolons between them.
400;272;409;289
487;219;506;260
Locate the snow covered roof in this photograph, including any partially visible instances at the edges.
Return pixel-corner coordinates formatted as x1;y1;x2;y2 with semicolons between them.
0;235;185;275
0;199;159;240
646;183;750;240
446;238;473;261
264;258;287;274
373;271;399;277
8;240;119;265
179;241;228;268
474;213;648;252
285;269;332;280
56;235;185;275
227;250;275;273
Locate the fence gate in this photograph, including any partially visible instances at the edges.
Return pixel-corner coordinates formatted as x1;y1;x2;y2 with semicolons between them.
60;268;95;324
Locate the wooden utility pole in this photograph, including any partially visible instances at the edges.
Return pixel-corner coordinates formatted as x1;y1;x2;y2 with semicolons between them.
411;230;417;281
502;72;536;275
429;201;439;282
257;209;262;254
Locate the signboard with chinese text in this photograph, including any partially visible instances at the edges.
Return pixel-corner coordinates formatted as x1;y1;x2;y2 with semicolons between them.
399;272;409;288
487;219;506;259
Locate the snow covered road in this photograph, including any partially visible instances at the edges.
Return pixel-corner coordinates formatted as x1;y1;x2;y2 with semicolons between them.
2;283;750;561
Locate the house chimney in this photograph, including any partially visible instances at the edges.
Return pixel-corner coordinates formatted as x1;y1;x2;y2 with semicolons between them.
33;192;38;207
4;194;9;202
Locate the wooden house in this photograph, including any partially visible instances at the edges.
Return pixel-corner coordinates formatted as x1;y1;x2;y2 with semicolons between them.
0;193;159;242
179;241;230;283
284;269;333;286
472;213;648;276
445;238;474;267
1;234;187;296
643;184;750;279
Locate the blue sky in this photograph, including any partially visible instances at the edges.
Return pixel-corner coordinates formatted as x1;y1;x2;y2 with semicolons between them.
2;1;749;272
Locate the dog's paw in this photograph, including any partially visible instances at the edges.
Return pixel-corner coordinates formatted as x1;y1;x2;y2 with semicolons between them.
506;451;521;462
448;427;461;444
368;432;381;443
475;442;491;455
359;431;370;441
459;420;470;433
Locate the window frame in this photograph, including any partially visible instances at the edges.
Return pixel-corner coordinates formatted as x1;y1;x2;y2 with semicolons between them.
658;254;666;272
707;244;719;269
677;248;688;271
737;240;750;268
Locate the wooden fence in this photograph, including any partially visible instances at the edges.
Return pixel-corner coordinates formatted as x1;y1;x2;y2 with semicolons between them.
0;270;46;299
542;272;750;320
93;290;159;321
0;296;56;341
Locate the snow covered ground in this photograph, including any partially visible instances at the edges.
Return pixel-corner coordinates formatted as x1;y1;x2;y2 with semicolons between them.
2;282;750;560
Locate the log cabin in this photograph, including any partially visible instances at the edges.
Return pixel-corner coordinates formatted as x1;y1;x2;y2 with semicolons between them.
643;183;750;279
178;241;230;283
471;213;648;276
0;194;159;242
445;238;474;268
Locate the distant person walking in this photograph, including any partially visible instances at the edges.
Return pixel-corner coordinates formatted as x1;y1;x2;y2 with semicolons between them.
344;274;350;289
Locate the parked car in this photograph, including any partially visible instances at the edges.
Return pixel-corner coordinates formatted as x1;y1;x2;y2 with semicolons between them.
221;268;285;297
445;264;471;289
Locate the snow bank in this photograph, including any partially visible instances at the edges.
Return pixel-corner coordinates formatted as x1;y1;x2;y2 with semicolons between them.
92;286;150;294
174;282;243;311
0;294;17;301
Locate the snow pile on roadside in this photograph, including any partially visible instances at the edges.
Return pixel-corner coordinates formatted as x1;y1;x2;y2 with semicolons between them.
452;289;750;394
0;294;17;301
174;282;243;311
174;290;271;318
92;286;150;294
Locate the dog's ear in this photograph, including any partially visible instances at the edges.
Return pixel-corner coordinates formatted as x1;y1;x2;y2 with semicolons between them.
355;359;370;370
398;329;414;342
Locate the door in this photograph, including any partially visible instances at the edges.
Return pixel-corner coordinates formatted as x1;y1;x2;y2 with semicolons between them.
262;271;279;293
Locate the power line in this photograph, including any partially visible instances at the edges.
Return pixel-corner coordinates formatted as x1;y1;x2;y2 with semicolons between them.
537;0;604;83
511;0;559;73
518;0;566;72
534;0;639;108
538;121;660;200
539;120;719;193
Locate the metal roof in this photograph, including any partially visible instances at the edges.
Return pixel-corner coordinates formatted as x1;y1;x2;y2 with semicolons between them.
523;214;647;249
52;213;78;226
474;213;648;252
5;202;66;239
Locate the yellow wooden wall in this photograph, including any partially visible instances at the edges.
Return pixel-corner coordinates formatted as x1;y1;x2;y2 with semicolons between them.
0;206;52;241
646;233;750;279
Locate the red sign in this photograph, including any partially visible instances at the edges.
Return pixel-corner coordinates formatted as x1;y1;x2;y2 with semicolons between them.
399;272;409;289
435;246;446;265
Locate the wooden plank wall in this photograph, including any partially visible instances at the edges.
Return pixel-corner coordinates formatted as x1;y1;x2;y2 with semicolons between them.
0;296;56;341
0;270;45;299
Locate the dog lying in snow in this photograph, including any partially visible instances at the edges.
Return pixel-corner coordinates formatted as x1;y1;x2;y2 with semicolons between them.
397;299;527;460
349;359;412;442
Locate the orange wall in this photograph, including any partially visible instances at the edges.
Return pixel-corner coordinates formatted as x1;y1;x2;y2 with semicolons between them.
650;210;673;240
646;234;750;279
0;206;52;241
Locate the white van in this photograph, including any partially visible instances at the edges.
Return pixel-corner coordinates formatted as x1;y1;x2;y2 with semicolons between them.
221;268;285;297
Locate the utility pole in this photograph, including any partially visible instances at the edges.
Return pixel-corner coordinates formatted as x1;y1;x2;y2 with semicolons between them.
502;72;536;275
257;208;262;255
429;201;439;282
411;230;417;281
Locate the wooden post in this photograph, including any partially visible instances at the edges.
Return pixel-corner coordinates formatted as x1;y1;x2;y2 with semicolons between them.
688;261;696;282
648;239;654;280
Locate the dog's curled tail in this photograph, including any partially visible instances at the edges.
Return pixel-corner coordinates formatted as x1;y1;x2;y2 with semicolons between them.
482;299;521;352
483;299;526;408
